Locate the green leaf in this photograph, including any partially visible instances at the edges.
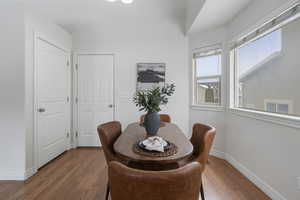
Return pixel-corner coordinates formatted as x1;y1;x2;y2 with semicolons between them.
133;83;176;113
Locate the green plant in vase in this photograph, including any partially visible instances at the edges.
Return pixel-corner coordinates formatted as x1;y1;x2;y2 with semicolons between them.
133;84;175;136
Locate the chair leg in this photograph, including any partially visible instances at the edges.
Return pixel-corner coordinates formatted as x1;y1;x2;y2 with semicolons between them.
105;182;110;200
200;184;205;200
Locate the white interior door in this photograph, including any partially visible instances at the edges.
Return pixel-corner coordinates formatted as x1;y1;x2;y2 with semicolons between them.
36;38;70;168
77;54;114;147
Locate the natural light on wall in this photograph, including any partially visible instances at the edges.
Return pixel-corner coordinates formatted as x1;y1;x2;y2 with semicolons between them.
231;3;300;117
193;47;222;106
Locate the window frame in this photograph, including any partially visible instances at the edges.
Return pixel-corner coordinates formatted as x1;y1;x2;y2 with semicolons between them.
230;3;300;119
192;45;223;108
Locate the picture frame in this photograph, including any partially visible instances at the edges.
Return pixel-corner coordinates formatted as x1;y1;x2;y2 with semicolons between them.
136;63;166;91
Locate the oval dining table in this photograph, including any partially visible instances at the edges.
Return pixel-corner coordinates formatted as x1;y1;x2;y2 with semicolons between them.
113;122;193;170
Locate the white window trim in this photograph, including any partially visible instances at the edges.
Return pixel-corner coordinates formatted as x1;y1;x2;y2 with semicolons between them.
190;105;225;112
229;1;300;47
230;50;300;129
229;107;300;129
228;1;300;129
192;44;223;110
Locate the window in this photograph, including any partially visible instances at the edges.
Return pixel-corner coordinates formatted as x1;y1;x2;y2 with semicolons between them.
231;4;300;117
264;100;293;114
193;47;222;106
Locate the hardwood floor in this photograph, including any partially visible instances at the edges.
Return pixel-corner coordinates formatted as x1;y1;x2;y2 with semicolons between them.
0;148;270;200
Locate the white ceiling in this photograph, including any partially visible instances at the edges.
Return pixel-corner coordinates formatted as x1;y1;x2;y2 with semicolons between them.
10;0;252;34
14;0;186;33
189;0;253;34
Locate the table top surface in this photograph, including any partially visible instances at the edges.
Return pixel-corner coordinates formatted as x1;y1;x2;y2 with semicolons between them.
113;122;193;163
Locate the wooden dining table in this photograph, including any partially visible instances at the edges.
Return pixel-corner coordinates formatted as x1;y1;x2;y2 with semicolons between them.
113;122;193;170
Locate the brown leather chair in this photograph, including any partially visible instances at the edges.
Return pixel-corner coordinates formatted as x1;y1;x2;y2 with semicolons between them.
190;123;216;170
97;121;126;200
180;123;216;200
140;114;171;123
128;160;179;171
108;161;203;200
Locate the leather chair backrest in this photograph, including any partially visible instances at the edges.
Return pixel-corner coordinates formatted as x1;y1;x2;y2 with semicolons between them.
190;123;216;170
97;121;122;163
140;114;171;123
109;161;202;200
128;160;179;171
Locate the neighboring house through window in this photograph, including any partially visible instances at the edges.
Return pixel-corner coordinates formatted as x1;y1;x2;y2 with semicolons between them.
230;4;300;117
193;47;222;106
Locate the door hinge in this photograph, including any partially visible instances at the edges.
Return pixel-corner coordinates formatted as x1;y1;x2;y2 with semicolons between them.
67;132;70;138
75;64;78;70
67;60;70;66
67;96;70;102
75;97;78;104
75;131;79;137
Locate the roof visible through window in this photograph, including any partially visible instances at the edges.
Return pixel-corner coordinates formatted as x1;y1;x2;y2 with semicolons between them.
238;29;282;76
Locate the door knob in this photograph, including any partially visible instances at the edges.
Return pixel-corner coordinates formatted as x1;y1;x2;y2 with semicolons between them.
38;108;46;113
108;104;114;108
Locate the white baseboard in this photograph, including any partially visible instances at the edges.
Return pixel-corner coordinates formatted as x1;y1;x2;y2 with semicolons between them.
0;170;25;181
0;168;37;181
225;154;287;200
24;167;37;180
211;149;287;200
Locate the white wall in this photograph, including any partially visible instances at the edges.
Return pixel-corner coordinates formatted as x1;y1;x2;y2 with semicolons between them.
0;2;72;181
0;3;26;180
2;1;187;180
189;0;300;199
72;19;189;135
226;113;300;200
225;0;300;199
2;5;299;200
24;12;72;177
188;27;228;152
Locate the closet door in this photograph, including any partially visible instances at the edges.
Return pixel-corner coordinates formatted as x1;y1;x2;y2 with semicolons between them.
36;38;70;168
77;54;114;146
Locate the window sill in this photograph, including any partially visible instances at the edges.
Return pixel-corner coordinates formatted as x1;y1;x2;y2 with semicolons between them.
190;105;225;112
229;107;300;129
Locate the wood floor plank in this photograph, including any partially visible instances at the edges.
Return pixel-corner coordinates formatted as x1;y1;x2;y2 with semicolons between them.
0;148;270;200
